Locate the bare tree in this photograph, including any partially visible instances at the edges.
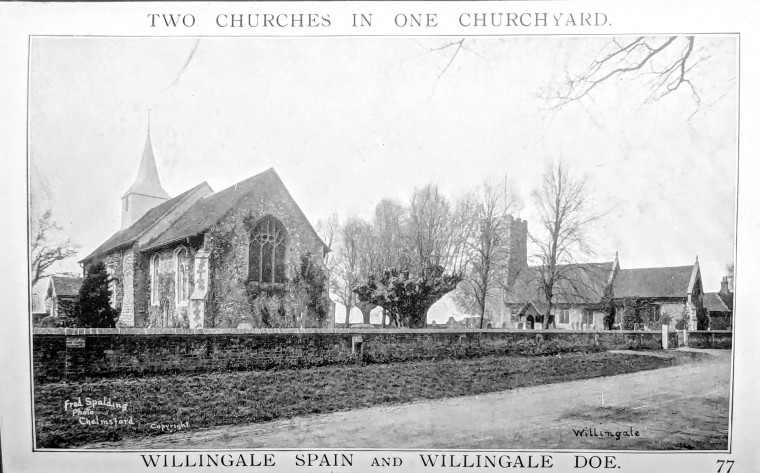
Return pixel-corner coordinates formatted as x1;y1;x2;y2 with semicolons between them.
316;214;339;285
405;184;472;277
396;184;473;327
371;198;407;327
447;194;480;277
332;216;371;327
31;209;79;285
354;220;381;325
459;179;516;328
531;161;602;329
316;213;339;325
373;199;407;270
406;184;451;275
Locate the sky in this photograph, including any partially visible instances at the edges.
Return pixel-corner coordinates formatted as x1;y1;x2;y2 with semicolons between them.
29;36;737;316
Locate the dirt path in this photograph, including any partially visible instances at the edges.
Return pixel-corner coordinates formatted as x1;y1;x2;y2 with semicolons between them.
85;349;731;450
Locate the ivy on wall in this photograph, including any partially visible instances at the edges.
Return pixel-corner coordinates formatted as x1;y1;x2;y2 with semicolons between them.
204;208;329;328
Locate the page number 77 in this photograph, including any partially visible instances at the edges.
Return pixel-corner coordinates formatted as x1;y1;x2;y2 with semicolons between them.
717;460;734;473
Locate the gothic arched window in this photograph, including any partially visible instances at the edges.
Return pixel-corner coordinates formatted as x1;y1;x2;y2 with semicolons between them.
174;247;192;305
150;254;160;306
249;217;287;283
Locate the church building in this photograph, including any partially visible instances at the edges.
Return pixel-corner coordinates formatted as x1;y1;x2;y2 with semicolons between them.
485;218;705;331
80;129;330;329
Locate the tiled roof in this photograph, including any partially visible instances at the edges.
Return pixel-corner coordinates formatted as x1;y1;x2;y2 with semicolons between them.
143;168;329;252
51;275;83;297
81;183;209;262
505;262;615;305
704;292;730;312
516;300;549;316
612;265;694;299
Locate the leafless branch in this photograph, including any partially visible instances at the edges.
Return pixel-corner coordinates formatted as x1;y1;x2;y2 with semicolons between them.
546;36;704;111
31;209;80;285
413;38;471;81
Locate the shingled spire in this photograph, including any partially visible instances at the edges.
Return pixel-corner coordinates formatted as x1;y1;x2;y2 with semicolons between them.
121;115;171;229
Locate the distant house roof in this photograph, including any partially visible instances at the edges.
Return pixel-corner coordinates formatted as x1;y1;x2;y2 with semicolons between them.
612;265;695;299
505;261;616;306
50;275;83;297
704;292;731;313
81;182;210;262
143;168;329;252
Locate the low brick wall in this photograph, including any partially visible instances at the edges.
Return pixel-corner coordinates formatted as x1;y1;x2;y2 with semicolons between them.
686;330;732;349
32;328;681;384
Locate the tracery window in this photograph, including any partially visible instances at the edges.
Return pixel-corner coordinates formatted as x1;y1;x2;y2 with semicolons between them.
174;247;192;305
150;254;160;306
249;217;287;283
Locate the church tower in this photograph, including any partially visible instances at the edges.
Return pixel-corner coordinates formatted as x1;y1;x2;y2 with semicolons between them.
121;125;170;229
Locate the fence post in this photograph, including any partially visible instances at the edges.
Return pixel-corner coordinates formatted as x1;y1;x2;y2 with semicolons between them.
683;329;688;347
661;324;668;349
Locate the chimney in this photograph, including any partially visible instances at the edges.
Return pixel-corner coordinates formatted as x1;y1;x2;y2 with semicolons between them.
719;276;730;296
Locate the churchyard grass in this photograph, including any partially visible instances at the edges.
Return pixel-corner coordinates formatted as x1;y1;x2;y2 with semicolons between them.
34;351;679;448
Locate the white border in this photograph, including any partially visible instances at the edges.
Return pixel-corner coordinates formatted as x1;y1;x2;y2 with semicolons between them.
2;1;758;472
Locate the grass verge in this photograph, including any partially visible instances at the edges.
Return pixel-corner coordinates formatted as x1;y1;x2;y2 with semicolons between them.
35;351;676;448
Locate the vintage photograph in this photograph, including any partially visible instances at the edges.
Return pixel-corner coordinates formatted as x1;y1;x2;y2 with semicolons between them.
29;35;736;451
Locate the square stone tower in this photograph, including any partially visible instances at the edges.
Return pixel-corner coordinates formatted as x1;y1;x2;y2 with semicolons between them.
505;215;528;285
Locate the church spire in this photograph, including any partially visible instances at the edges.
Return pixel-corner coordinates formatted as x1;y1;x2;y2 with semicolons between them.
122;114;170;200
120;114;171;229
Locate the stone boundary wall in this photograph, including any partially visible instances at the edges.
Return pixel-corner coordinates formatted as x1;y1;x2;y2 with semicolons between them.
32;328;728;384
684;330;732;349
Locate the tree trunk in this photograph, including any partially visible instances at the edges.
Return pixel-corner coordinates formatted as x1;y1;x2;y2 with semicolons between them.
542;280;556;329
361;307;372;324
344;296;352;328
381;307;387;328
544;301;553;329
357;301;376;325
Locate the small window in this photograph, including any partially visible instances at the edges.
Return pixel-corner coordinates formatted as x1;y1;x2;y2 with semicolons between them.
559;309;570;324
582;309;593;326
150;254;160;306
106;266;118;309
174;247;192;305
